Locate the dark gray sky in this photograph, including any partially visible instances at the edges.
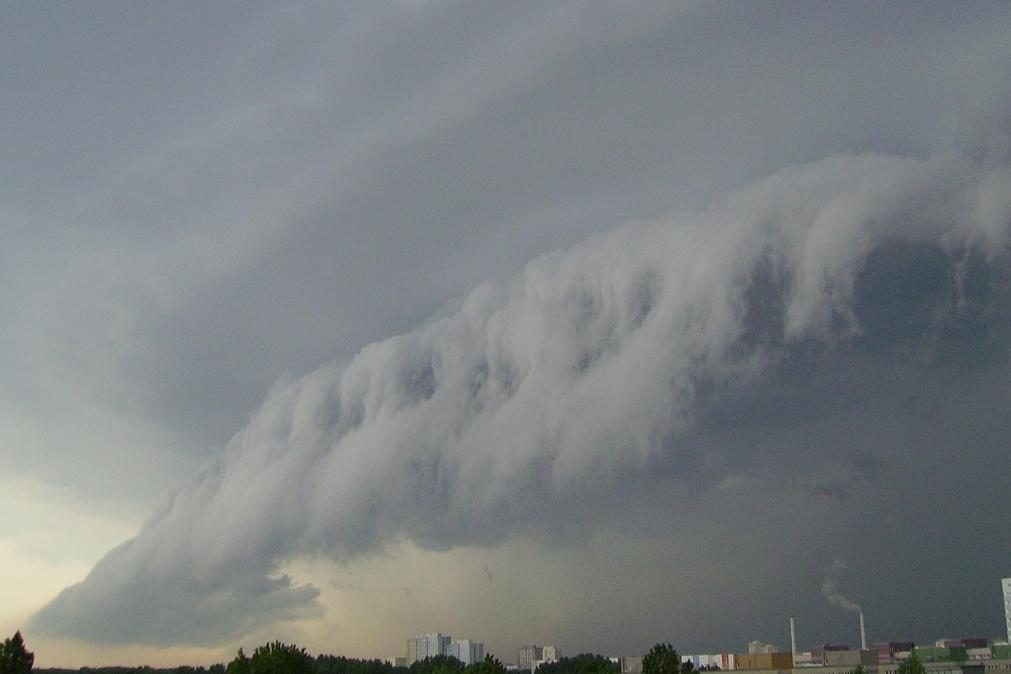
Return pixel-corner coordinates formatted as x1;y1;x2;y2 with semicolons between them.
2;1;1011;667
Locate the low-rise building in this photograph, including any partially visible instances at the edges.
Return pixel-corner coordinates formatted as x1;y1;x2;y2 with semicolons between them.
619;656;643;674
734;652;794;671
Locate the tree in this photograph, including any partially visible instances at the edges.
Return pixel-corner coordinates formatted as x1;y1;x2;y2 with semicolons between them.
313;653;401;674
410;655;464;674
536;654;617;674
249;642;313;674
642;644;692;674
464;655;505;674
1;632;34;674
227;649;251;674
897;652;924;674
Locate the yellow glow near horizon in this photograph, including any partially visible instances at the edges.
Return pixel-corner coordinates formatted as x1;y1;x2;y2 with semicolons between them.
0;474;141;657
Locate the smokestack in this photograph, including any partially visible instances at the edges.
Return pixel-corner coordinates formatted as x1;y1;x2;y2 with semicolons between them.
790;616;797;665
859;611;867;651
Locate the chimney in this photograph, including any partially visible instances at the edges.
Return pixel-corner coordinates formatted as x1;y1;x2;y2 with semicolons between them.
790;617;798;666
859;612;867;651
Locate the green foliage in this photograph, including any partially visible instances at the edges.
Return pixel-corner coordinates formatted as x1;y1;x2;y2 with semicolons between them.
249;643;312;674
536;654;617;674
409;656;464;674
33;641;500;674
226;650;250;674
1;632;35;674
463;656;504;674
897;653;924;674
223;647;405;674
313;654;402;674
642;645;692;674
41;667;205;674
38;666;220;674
849;665;865;674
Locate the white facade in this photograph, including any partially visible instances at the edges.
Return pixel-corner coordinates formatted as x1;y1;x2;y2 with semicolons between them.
1003;577;1011;644
748;641;776;654
449;640;485;665
408;633;452;664
519;646;544;671
531;646;560;673
682;653;736;670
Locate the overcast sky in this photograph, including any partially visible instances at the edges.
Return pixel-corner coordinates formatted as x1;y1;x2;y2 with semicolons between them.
3;1;1011;668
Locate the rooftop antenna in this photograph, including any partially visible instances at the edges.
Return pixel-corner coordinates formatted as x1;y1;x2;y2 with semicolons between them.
859;612;867;651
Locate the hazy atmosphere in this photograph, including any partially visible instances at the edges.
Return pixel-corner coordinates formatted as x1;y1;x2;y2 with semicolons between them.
3;1;1011;668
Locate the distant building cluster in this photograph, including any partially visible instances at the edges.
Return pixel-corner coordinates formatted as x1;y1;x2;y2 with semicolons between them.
682;638;1011;673
405;633;485;666
394;578;1011;674
667;579;1011;674
517;645;561;672
625;578;1011;674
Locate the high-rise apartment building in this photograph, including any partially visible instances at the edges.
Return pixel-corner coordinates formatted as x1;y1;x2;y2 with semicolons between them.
449;640;485;665
518;646;543;671
532;645;560;673
1003;577;1011;644
407;633;453;665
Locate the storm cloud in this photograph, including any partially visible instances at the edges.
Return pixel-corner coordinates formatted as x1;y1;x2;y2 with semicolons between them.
31;126;1011;644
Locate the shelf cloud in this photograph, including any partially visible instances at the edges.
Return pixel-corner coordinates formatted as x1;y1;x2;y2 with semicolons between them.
30;115;1011;644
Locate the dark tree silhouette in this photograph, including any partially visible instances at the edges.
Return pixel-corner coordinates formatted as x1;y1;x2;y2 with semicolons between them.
249;643;312;674
536;654;617;674
463;656;503;674
226;649;250;674
1;632;34;674
409;656;464;674
642;644;693;674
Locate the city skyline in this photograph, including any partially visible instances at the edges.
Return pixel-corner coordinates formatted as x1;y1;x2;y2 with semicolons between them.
3;1;1011;667
386;576;1011;665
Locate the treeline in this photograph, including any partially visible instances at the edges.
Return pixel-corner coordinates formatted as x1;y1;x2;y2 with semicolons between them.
223;644;507;674
32;645;406;674
38;668;225;674
32;648;627;674
13;633;725;674
535;654;618;674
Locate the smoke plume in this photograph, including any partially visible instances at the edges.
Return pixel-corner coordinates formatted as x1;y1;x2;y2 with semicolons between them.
31;134;1011;644
822;558;861;613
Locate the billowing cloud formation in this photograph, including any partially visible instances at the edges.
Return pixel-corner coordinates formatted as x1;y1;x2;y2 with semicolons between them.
32;132;1011;644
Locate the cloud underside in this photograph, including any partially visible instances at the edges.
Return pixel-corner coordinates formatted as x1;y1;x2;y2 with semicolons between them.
32;142;1011;644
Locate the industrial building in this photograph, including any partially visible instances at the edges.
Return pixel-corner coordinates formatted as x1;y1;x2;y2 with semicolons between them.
505;577;1011;674
672;640;1011;674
